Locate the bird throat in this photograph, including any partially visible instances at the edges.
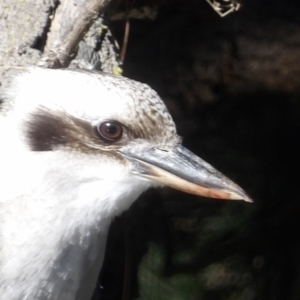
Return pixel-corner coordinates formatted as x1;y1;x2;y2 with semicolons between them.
0;153;150;300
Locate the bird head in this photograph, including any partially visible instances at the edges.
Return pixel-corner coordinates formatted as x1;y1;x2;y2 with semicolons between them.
1;67;251;216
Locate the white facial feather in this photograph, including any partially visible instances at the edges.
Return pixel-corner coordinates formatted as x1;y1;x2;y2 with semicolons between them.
0;68;171;300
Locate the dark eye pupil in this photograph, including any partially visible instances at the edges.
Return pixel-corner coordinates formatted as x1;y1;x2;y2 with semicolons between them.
98;121;123;141
105;122;115;133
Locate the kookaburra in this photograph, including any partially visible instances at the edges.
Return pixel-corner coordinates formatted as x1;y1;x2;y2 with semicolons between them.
0;67;251;300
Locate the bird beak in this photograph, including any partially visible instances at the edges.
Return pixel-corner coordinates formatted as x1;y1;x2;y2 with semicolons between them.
119;144;252;202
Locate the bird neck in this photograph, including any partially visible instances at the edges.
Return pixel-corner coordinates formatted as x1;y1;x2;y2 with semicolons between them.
0;151;150;300
1;194;111;300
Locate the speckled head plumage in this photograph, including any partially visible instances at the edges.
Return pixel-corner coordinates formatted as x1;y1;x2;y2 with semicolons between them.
3;68;179;153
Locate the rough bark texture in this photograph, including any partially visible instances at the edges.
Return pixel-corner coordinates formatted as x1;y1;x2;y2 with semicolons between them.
0;0;120;73
0;0;55;66
40;0;111;68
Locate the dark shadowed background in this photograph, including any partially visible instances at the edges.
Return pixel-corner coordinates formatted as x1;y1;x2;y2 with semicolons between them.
98;1;300;299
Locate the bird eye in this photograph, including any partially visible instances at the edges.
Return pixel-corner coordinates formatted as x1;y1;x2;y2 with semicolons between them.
97;121;123;142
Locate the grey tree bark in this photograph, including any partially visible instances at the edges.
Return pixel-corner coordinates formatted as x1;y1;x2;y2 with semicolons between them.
0;0;121;71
